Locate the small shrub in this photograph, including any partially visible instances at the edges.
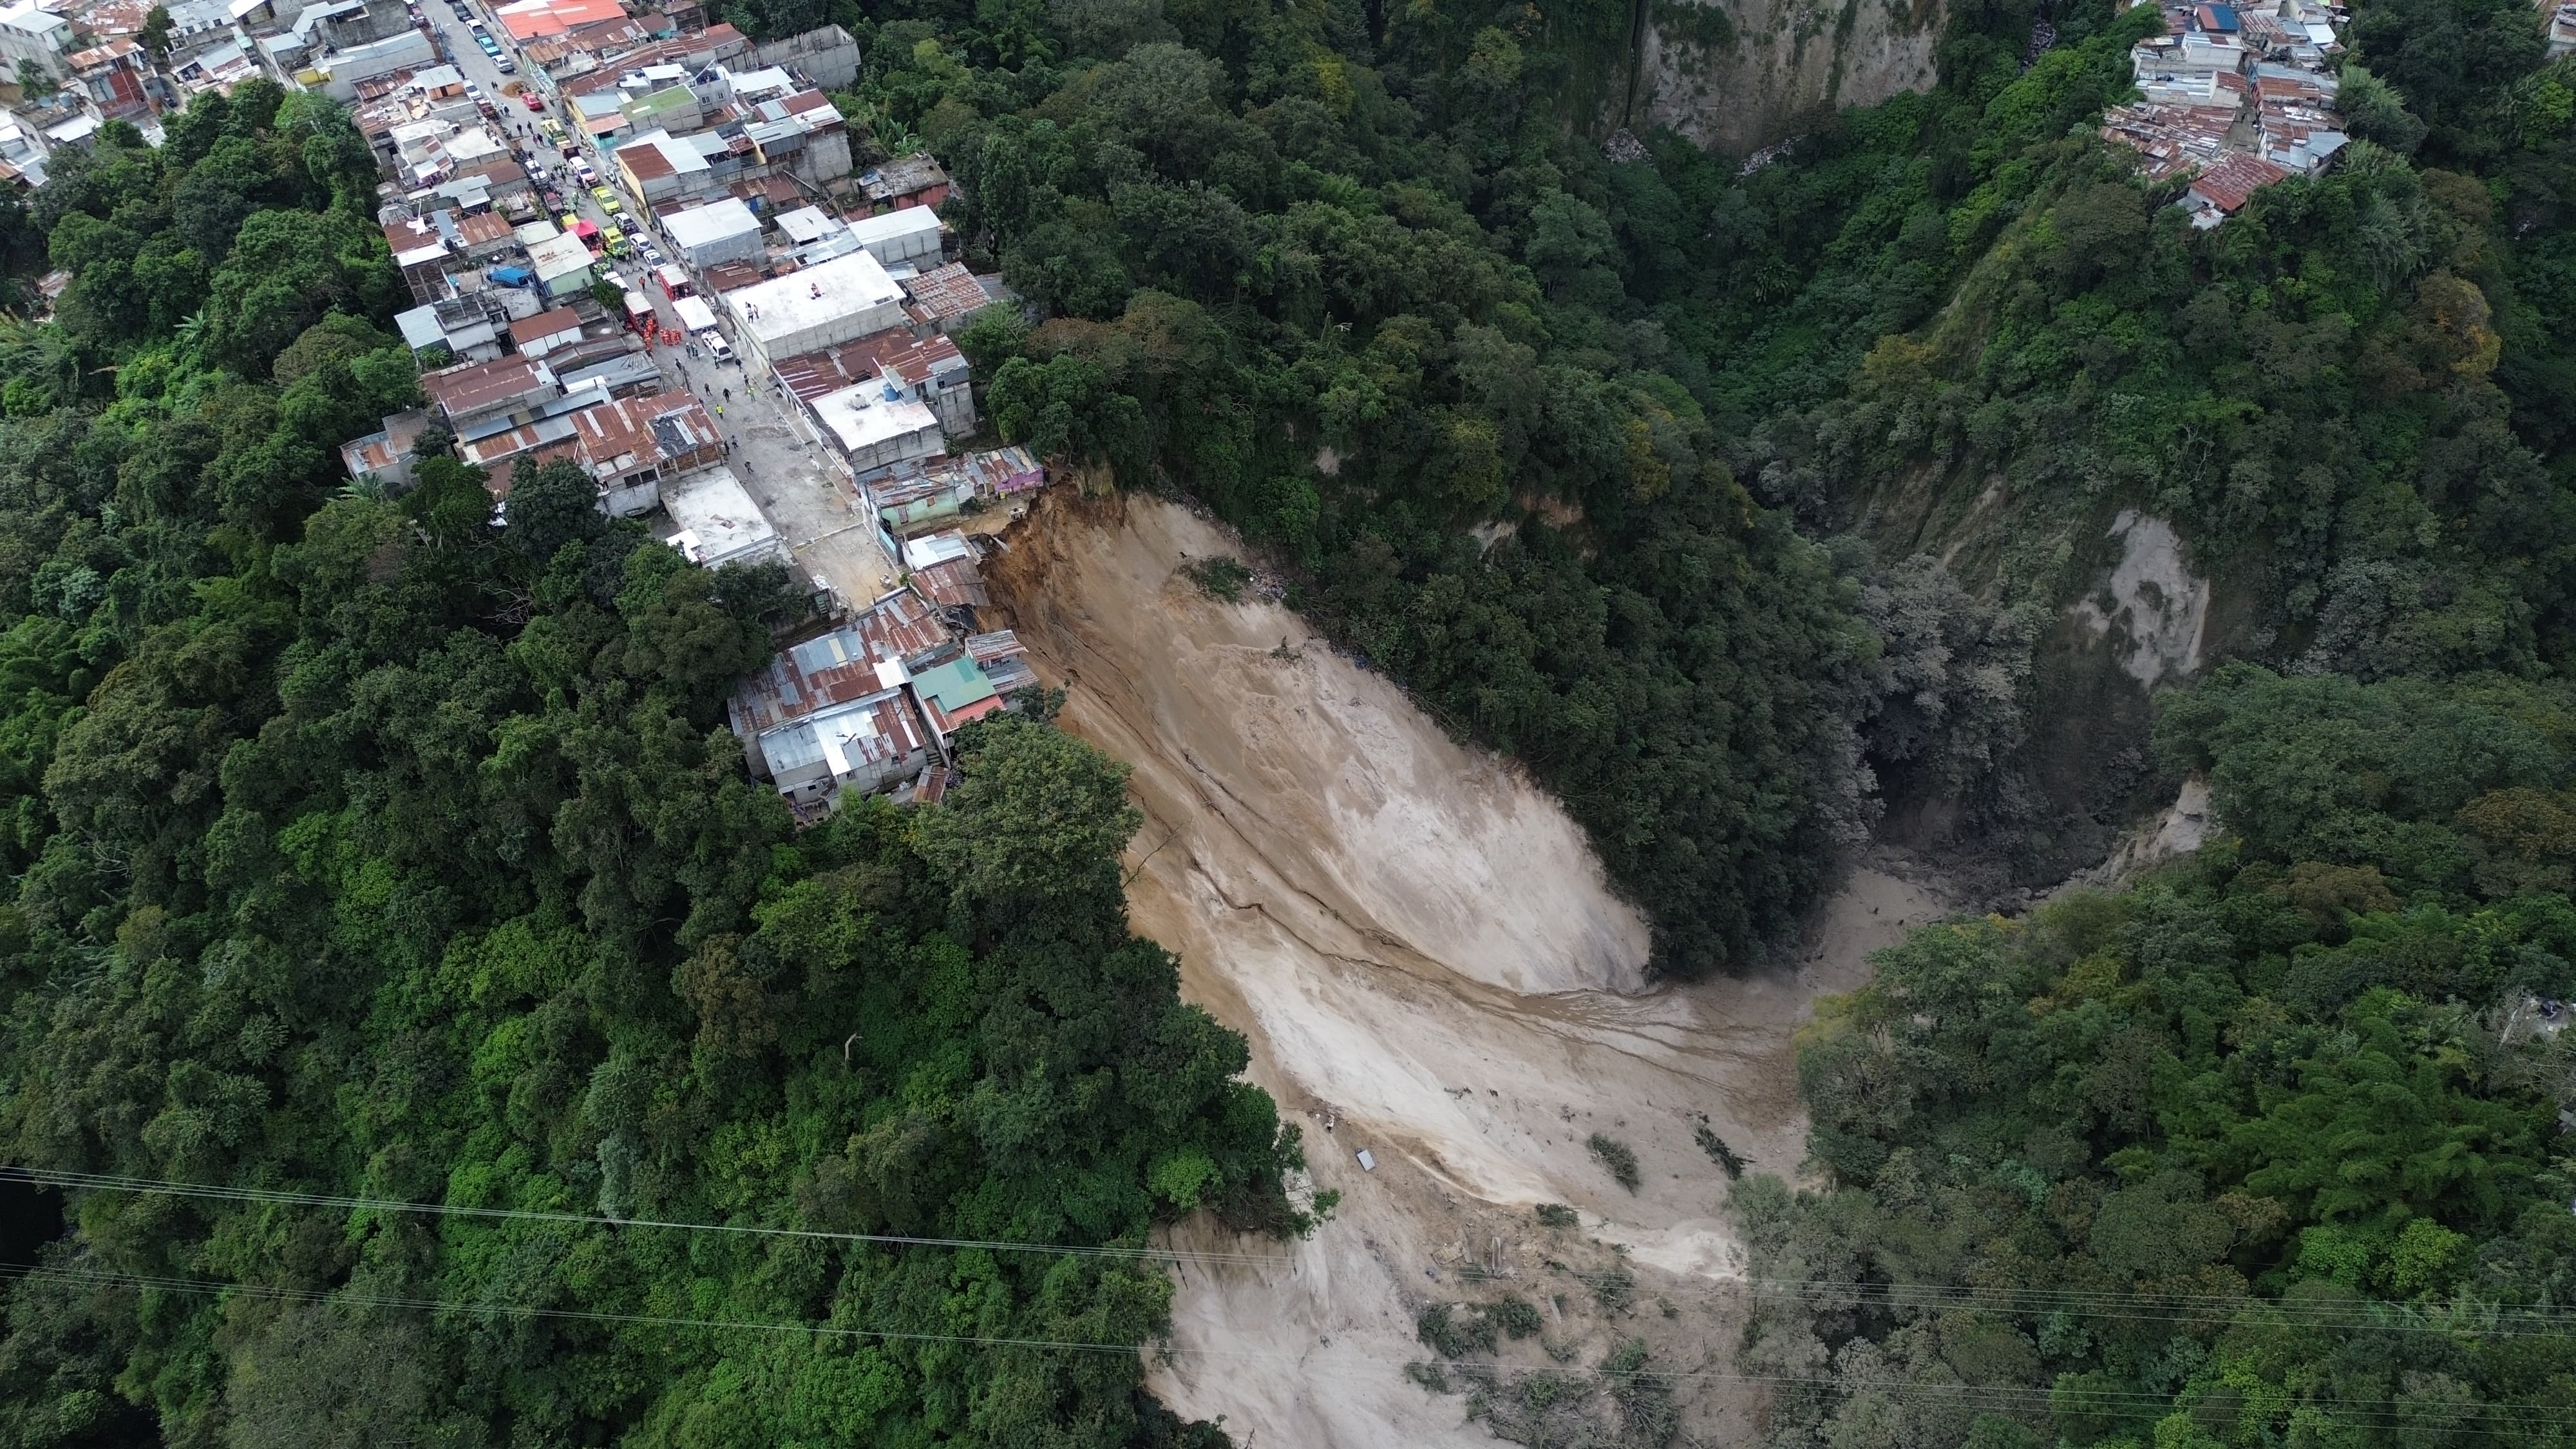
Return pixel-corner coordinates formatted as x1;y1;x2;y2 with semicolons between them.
1695;1122;1748;1179
1520;1372;1576;1410
1589;1133;1641;1191
1492;1294;1544;1339
1417;1302;1499;1358
1603;1338;1678;1445
1404;1360;1450;1393
1535;1202;1579;1227
1589;1264;1635;1314
1180;555;1252;601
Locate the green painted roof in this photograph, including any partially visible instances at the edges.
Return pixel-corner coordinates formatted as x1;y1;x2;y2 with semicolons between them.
911;658;996;712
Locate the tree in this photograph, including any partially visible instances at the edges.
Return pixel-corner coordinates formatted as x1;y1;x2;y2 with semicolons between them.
139;5;173;62
914;715;1142;914
499;455;606;564
2340;64;2429;153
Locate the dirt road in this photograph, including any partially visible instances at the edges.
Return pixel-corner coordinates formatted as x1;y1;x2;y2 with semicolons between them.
986;492;1948;1446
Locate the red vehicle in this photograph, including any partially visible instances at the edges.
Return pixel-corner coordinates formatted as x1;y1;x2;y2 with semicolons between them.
522;91;544;112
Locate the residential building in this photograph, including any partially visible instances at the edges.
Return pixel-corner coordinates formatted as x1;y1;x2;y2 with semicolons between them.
526;229;596;299
614;126;714;208
568;386;726;511
732;596;951;766
743;22;856;88
0;2;76;82
2186;151;2292;227
339;408;433;489
67;39;153;120
902;531;989;610
774;327;973;435
384;214;450;300
493;0;625;43
551;349;665;396
855;152;947;214
848;448;1041;548
395;292;514;360
753;687;931;809
460;384;722;512
663;466;788;568
905;654;1006;744
845;204;942;270
508;306;584;357
660;195;761;265
421;354;558;427
2104;0;2342;222
900;261;1005;336
453;209;518;260
170;37;258;93
809;381;942;476
0;109;52;187
739;87;848;185
724;248;906;377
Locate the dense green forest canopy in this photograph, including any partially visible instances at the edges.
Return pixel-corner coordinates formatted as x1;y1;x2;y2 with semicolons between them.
1743;662;2576;1446
0;79;1302;1449
769;0;2576;969
3;0;2576;1432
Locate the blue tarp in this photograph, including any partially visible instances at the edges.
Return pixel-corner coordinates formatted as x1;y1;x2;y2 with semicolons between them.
489;265;534;286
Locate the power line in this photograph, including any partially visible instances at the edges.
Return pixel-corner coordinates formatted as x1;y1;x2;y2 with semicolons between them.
17;1169;2571;1428
1453;1262;2576;1335
4;1263;2566;1435
25;1165;2561;1339
0;1167;1287;1267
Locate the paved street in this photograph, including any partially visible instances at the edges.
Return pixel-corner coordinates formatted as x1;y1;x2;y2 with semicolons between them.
423;0;902;607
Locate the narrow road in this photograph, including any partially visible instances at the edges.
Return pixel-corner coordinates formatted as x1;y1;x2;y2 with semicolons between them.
422;0;903;605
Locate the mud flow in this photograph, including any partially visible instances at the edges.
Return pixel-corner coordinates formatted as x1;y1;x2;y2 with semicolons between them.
986;492;1946;1445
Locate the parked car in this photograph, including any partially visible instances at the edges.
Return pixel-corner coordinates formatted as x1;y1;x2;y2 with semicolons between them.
616;213;640;234
521;91;544;111
495;57;515;72
639;243;663;267
696;330;732;363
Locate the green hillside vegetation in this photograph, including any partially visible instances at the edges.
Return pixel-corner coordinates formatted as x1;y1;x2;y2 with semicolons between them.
3;0;2575;1434
1744;663;2576;1445
0;81;1301;1448
808;0;2576;966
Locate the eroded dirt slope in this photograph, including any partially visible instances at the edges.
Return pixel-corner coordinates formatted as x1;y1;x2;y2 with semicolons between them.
985;493;1947;1446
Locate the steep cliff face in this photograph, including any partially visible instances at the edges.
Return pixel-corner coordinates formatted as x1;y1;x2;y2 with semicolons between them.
1634;0;1942;153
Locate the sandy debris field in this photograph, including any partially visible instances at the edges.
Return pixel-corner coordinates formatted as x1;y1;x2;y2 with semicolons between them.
985;492;1946;1447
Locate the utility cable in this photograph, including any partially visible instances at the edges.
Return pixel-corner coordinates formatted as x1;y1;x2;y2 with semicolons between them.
0;1166;1287;1267
1453;1262;2576;1335
3;1262;2566;1435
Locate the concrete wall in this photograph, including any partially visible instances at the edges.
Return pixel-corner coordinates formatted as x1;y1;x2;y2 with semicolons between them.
748;24;858;88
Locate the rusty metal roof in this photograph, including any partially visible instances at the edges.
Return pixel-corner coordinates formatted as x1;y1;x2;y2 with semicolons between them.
910;556;987;611
732;587;955;736
850;586;949;664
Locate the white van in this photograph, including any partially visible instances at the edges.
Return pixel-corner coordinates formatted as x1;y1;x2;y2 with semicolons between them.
697;330;734;363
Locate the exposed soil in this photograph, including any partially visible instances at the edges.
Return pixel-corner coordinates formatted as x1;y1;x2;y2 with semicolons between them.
983;491;1950;1447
